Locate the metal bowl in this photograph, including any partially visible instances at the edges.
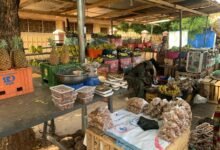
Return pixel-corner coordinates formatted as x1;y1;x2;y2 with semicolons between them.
56;68;88;85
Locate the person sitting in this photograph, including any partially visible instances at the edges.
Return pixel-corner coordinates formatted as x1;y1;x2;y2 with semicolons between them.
125;60;156;98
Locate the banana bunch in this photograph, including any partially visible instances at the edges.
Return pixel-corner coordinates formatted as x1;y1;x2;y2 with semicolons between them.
106;54;116;59
159;85;180;96
119;53;129;57
95;57;103;63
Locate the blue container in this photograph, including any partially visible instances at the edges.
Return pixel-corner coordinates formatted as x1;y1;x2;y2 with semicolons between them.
84;77;100;86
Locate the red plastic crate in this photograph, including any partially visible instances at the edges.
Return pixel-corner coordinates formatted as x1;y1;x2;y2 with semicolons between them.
0;67;34;100
119;57;132;69
104;59;119;73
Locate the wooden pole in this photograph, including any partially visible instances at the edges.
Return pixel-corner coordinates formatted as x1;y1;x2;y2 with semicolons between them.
179;10;182;68
111;20;114;35
77;0;86;63
204;16;209;47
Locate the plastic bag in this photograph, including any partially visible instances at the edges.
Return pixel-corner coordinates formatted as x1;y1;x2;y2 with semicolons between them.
193;94;207;104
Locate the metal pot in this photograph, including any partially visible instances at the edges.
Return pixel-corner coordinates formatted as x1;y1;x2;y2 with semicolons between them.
56;73;88;85
56;68;88;85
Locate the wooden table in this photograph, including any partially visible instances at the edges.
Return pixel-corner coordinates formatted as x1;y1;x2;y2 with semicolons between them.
0;78;116;138
86;127;190;150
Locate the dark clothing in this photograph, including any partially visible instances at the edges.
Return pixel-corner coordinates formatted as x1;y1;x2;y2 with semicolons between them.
125;61;155;98
137;116;159;131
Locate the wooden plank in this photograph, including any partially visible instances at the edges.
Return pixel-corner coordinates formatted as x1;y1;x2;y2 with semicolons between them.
97;0;183;19
63;0;118;14
144;0;208;16
19;0;42;9
19;11;115;25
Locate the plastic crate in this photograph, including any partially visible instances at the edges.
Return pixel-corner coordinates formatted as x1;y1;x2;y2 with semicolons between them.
40;62;80;87
0;67;34;100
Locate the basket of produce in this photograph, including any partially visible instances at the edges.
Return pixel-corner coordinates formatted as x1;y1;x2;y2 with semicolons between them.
158;83;181;100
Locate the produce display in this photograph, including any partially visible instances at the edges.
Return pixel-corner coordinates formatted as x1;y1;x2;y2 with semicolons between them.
104;54;117;59
12;36;28;68
0;40;11;70
89;107;113;131
158;83;181;97
118;52;129;57
143;97;168;119
50;85;77;110
76;86;96;104
176;78;194;92
190;122;213;150
60;45;70;64
126;97;148;114
158;99;192;142
48;38;59;65
28;45;43;54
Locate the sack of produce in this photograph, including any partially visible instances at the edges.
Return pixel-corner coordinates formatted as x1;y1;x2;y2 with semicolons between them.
143;97;168;119
89;107;113;131
158;99;192;142
126;97;148;114
190;122;213;150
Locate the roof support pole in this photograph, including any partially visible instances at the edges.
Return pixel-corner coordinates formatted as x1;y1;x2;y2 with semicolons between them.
77;0;86;63
178;10;182;68
111;19;114;35
204;16;209;47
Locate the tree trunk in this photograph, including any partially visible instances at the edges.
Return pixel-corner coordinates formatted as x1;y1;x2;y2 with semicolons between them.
0;0;20;49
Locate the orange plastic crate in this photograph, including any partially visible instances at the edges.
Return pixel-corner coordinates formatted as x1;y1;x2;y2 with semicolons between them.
0;67;34;100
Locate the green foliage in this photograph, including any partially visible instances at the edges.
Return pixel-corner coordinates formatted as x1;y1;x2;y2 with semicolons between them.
169;16;210;39
130;23;146;34
116;16;210;38
116;22;130;32
12;36;24;50
0;40;8;49
48;38;56;48
64;37;78;46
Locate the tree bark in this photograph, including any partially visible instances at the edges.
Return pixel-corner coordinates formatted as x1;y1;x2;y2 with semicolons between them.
0;0;20;49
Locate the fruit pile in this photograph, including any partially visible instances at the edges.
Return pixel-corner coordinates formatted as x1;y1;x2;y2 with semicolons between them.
158;84;180;97
105;54;116;59
89;107;113;131
49;37;79;65
190;122;213;150
0;36;27;71
118;52;129;57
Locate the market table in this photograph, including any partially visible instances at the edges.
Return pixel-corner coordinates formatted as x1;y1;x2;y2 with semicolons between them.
0;78;116;138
